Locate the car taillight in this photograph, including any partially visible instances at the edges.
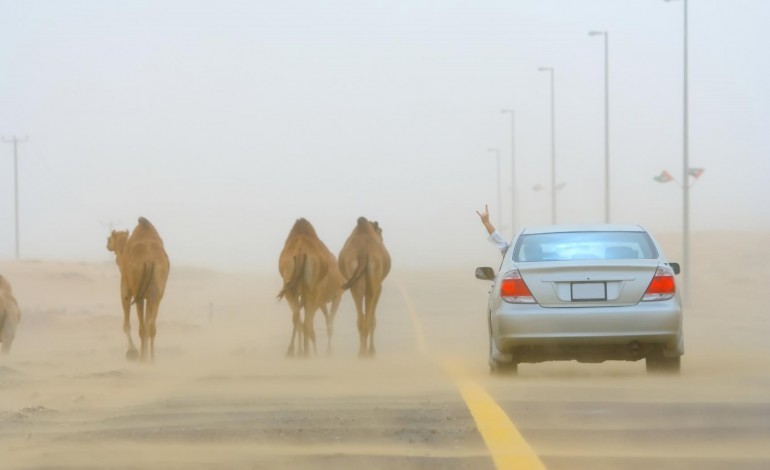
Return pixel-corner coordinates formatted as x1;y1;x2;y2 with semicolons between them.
642;265;676;301
500;269;536;304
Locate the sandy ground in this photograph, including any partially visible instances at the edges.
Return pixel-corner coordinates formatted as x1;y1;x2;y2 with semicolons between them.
0;231;768;469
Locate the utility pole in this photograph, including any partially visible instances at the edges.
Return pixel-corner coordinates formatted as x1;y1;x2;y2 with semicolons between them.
2;136;28;259
589;30;611;223
682;0;691;305
665;0;691;304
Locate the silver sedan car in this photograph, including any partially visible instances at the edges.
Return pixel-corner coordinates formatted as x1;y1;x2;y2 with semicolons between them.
475;225;683;375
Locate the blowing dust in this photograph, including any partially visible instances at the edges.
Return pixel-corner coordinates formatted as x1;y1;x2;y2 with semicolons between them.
0;230;768;468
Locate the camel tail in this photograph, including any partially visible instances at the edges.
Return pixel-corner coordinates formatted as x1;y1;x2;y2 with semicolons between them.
341;255;368;291
277;254;307;301
132;263;155;305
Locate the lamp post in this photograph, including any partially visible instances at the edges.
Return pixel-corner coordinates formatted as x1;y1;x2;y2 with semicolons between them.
665;0;690;303
2;135;28;259
538;66;556;224
589;30;610;223
487;148;502;228
500;109;516;233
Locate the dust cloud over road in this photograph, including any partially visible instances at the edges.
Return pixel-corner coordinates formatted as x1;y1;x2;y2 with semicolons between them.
1;231;769;469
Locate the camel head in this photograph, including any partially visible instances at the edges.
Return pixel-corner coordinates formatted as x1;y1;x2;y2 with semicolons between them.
355;217;383;240
106;230;129;256
372;221;383;240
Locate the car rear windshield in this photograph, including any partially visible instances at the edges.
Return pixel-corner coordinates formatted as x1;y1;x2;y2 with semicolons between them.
512;231;658;262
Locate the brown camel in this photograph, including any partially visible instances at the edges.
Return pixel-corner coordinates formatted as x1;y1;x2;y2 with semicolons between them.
277;218;344;357
107;217;170;362
0;274;21;355
339;217;391;357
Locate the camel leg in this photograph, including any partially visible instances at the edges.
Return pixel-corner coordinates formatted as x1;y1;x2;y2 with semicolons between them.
365;286;382;357
319;304;331;355
320;302;334;356
327;294;342;356
121;287;138;361
0;335;10;355
146;297;160;362
136;299;149;362
352;290;367;357
0;317;15;354
286;295;301;357
302;308;317;357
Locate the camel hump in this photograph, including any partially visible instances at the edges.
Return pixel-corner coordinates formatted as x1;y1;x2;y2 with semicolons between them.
356;216;369;227
287;218;318;239
135;217;163;239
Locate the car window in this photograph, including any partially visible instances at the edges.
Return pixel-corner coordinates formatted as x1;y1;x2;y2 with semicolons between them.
513;231;658;262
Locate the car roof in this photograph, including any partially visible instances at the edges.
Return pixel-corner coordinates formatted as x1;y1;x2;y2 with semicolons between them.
520;224;647;235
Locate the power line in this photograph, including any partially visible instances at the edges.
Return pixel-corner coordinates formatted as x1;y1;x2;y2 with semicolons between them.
2;135;28;259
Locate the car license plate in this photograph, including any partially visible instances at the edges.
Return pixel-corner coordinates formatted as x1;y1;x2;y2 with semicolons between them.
571;282;607;301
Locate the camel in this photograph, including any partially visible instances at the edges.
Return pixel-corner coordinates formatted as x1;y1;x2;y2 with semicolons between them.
277;218;344;357
0;274;21;355
107;217;170;362
338;217;391;357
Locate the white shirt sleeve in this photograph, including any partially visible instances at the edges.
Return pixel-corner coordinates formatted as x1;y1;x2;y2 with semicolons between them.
487;230;510;257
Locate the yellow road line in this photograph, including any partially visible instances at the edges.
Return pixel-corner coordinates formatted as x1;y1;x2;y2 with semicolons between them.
442;360;547;470
397;279;547;470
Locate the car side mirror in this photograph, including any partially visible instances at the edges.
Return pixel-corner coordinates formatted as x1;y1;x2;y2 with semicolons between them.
668;262;681;275
475;267;496;281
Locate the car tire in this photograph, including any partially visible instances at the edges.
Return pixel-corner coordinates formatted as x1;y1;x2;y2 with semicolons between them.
490;359;518;375
646;349;681;374
488;341;518;375
488;314;518;375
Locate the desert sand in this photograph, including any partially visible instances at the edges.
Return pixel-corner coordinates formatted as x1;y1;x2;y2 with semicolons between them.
1;231;768;469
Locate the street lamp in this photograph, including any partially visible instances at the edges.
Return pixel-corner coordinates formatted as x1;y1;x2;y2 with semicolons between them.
538;66;556;224
665;0;691;303
589;30;610;223
1;135;28;259
487;148;502;228
500;109;516;233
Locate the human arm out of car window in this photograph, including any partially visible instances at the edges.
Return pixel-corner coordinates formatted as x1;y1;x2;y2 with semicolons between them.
476;204;497;235
488;231;509;257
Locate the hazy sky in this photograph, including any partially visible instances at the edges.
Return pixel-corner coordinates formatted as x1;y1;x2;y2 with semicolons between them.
1;0;768;270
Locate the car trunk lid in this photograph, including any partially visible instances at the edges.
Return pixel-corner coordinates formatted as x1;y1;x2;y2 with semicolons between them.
517;259;660;307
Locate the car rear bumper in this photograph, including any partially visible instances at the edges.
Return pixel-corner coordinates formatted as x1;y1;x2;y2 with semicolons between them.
491;300;683;363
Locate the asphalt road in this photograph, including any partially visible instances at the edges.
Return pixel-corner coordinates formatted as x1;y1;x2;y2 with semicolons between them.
1;260;769;470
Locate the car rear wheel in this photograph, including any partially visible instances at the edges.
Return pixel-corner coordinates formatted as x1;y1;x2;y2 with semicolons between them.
488;314;518;375
488;338;518;375
490;359;518;375
646;349;681;374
